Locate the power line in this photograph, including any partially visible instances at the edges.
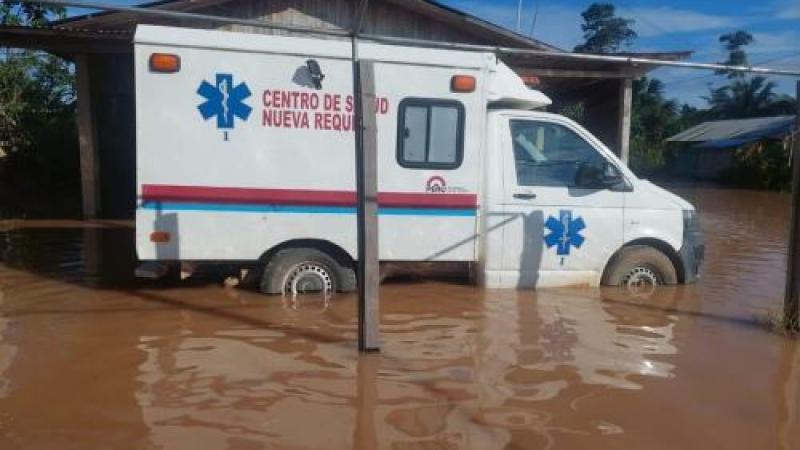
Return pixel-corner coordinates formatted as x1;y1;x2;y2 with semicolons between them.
663;52;800;88
527;0;539;37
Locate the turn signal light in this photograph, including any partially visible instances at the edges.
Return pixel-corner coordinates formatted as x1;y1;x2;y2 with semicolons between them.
451;75;476;93
150;231;171;243
149;53;181;73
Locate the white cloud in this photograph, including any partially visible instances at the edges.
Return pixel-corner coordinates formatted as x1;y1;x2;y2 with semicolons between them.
618;6;742;37
778;8;800;19
775;2;800;19
751;31;800;54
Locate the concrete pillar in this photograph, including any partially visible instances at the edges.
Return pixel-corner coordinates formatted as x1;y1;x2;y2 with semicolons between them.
355;59;380;352
75;54;101;219
617;78;633;165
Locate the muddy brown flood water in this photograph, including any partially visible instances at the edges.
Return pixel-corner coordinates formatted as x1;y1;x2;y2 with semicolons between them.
0;186;798;449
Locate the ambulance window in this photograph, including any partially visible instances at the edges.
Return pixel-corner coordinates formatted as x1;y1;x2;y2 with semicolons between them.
397;98;464;169
510;119;607;187
403;106;428;163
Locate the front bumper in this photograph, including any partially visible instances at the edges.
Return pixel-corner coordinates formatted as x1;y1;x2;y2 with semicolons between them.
679;228;705;283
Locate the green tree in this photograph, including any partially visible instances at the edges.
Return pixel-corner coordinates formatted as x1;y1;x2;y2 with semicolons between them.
705;76;795;118
727;141;792;190
0;2;79;217
716;30;753;79
574;3;637;54
0;50;74;152
674;104;709;130
706;31;795;119
0;0;61;26
629;77;679;173
1;1;71;153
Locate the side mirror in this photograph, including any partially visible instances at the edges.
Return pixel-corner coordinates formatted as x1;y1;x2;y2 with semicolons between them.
575;161;623;189
601;162;624;187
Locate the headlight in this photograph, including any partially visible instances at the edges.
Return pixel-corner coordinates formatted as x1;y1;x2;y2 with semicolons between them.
683;209;700;233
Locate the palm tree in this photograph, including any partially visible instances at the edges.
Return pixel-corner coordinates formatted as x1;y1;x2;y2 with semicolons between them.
705;76;795;118
633;78;678;141
716;31;753;79
629;77;679;172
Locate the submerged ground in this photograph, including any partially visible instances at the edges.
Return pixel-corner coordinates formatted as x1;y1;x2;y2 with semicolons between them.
0;186;798;449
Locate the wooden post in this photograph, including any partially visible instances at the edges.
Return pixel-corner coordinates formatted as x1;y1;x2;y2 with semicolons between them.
353;58;380;352
785;81;800;333
75;54;100;219
617;78;633;165
351;0;379;352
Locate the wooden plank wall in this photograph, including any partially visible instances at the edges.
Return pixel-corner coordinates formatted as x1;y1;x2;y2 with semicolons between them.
196;0;483;43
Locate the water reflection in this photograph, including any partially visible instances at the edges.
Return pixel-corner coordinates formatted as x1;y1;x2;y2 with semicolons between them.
123;283;685;449
775;339;800;450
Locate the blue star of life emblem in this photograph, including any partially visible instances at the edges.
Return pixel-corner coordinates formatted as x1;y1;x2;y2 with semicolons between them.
544;210;586;257
197;73;252;139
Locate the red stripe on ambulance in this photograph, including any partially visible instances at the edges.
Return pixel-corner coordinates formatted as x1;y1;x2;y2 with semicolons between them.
141;184;477;209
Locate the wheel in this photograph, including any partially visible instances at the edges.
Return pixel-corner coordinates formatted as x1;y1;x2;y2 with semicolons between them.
602;245;678;294
259;247;356;295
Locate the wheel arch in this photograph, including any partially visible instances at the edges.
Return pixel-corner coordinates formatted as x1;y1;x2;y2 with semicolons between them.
603;238;685;284
259;239;356;270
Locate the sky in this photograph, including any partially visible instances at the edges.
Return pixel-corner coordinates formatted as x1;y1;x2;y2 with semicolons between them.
70;0;800;107
437;0;800;106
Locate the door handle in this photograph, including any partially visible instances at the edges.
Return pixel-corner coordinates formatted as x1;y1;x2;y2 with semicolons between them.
513;192;537;200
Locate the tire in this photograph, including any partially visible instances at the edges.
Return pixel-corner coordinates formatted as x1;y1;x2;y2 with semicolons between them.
602;245;678;289
259;247;356;295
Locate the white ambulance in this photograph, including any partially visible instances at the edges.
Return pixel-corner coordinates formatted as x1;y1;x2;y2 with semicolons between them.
134;25;704;294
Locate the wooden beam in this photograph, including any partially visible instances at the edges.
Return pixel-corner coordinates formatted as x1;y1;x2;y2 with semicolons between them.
784;80;800;333
75;54;101;219
515;67;636;79
0;27;131;53
617;78;633;165
355;59;380;352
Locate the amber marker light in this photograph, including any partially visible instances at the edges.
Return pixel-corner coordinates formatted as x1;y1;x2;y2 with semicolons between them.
150;231;171;243
149;53;181;73
451;75;476;93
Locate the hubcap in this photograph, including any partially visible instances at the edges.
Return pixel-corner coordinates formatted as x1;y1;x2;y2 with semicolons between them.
622;266;659;296
283;262;333;295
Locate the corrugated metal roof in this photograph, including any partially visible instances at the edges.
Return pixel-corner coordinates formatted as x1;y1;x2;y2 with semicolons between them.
667;115;796;149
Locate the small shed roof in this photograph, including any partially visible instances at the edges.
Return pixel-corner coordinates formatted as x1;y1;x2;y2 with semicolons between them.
667;115;797;149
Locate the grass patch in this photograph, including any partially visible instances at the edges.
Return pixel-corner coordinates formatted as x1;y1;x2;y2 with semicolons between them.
755;310;800;337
